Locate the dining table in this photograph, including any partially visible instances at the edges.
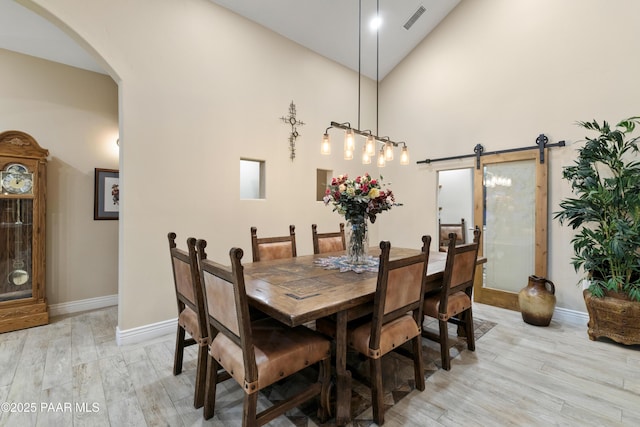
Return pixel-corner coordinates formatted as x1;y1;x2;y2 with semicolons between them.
242;247;484;426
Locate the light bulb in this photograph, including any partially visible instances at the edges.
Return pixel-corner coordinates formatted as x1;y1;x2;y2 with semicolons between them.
384;142;394;161
400;146;409;165
365;135;376;156
344;147;353;160
344;129;355;152
362;145;371;164
377;147;386;167
321;133;331;155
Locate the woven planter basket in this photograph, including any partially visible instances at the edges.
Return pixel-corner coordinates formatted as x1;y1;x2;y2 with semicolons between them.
584;289;640;345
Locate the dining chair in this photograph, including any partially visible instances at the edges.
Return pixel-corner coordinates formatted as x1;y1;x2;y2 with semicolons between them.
438;218;466;252
318;236;431;425
311;223;346;254
250;225;297;262
167;232;208;408
196;240;331;426
422;228;481;370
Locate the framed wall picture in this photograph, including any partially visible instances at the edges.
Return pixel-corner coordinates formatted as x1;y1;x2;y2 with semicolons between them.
94;168;119;220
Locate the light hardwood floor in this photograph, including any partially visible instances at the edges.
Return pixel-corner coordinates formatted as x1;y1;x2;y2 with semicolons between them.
0;303;639;426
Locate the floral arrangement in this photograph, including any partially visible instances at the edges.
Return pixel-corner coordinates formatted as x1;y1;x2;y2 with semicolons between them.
323;173;398;224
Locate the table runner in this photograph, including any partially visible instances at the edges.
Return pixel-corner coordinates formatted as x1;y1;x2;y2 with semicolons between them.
314;255;379;273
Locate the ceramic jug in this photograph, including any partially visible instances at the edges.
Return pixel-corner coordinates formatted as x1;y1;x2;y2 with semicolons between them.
518;275;556;326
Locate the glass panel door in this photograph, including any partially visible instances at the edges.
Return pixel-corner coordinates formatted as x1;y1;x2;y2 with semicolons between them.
473;150;548;310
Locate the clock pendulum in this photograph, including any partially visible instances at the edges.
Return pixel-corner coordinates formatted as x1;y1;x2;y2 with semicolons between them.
7;199;29;286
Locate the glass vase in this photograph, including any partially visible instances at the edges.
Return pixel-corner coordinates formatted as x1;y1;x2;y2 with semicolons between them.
346;219;369;265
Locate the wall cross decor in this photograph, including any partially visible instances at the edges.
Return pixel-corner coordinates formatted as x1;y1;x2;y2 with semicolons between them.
280;101;305;161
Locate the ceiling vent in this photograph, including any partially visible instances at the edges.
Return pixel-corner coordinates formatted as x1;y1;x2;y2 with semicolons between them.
403;5;426;30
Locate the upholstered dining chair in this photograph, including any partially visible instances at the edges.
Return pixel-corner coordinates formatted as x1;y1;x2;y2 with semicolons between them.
167;232;208;408
317;236;431;425
438;218;466;252
422;228;481;370
196;240;332;426
250;225;297;262
311;223;346;254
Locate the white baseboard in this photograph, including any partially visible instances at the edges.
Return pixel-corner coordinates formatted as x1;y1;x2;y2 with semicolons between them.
116;317;177;346
49;294;118;317
50;293;177;346
554;306;589;325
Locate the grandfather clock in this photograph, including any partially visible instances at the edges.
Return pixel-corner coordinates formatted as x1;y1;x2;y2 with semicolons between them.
0;130;48;333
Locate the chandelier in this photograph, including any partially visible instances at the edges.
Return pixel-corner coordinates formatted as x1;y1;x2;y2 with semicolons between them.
321;0;409;167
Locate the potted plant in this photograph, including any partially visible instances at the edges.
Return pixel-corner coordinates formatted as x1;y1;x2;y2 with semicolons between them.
554;117;640;344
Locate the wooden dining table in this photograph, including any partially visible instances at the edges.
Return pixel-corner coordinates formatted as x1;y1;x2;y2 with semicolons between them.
242;247;481;425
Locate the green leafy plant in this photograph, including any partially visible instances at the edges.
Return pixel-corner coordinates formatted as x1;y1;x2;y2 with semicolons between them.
554;117;640;301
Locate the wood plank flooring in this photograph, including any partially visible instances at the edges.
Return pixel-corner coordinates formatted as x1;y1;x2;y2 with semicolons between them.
0;303;638;426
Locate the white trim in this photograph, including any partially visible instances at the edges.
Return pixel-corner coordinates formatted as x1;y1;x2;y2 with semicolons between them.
116;317;177;346
554;306;589;325
49;294;118;317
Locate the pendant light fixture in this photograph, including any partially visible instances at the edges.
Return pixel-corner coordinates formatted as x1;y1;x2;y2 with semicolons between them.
321;0;410;166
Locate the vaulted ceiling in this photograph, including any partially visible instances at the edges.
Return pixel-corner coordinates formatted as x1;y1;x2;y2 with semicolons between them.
0;0;460;80
208;1;460;80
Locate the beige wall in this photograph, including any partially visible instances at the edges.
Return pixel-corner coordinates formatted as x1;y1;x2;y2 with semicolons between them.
380;0;640;311
0;48;119;305
26;0;381;330
18;0;640;329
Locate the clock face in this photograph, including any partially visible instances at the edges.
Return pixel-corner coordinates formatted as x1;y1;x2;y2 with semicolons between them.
1;164;33;194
